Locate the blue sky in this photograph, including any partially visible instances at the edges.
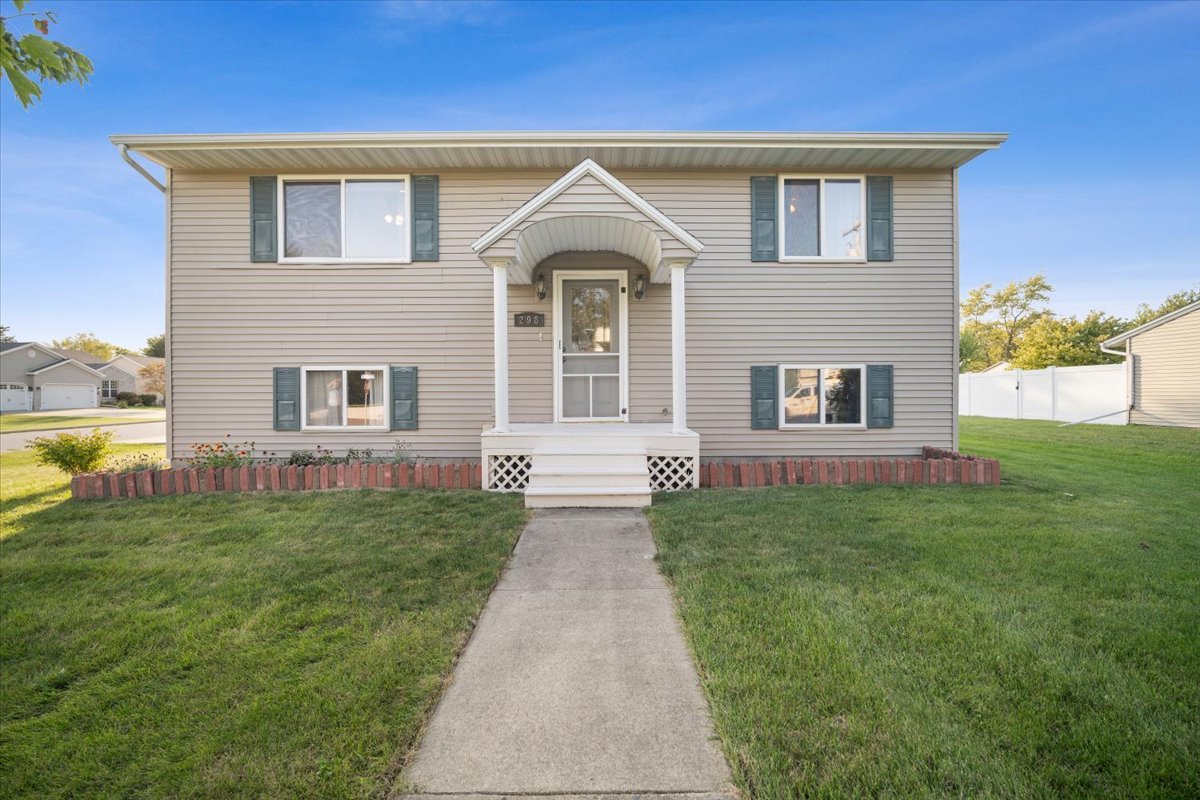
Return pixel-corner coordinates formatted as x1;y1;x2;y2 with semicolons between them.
1;0;1198;349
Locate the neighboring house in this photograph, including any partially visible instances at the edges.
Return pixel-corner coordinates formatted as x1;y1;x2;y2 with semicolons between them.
0;342;165;411
1102;301;1200;428
101;353;166;401
978;361;1011;373
0;342;105;411
112;130;1006;505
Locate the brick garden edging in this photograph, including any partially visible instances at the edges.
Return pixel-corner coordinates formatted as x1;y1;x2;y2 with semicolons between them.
70;461;483;501
71;448;999;500
697;447;1000;488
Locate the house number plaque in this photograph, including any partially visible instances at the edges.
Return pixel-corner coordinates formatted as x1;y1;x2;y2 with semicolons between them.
514;312;545;327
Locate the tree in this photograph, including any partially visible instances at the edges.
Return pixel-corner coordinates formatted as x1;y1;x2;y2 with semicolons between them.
1010;311;1126;370
961;274;1053;364
138;362;165;397
1129;288;1200;327
0;0;93;108
0;324;14;343
143;334;165;358
959;328;989;372
51;332;115;361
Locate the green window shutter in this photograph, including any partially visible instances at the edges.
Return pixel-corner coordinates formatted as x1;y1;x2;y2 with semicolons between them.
273;367;300;431
750;365;778;429
750;176;778;262
250;176;278;262
866;364;894;428
412;176;439;261
866;175;893;262
390;366;418;430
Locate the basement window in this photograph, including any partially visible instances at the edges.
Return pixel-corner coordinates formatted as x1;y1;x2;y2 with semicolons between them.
779;365;865;427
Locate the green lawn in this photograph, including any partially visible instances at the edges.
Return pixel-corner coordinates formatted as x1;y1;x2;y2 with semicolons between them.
648;418;1199;799
0;410;165;433
0;446;526;799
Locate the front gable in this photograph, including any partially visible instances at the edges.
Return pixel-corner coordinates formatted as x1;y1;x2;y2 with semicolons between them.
0;343;68;378
472;158;703;284
100;362;138;379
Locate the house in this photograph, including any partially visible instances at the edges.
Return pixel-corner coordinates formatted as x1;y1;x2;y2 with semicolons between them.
1102;300;1200;428
111;130;1006;506
0;342;164;411
99;353;166;402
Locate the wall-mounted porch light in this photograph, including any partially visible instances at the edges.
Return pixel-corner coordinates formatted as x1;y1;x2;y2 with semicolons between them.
535;272;547;301
633;273;646;300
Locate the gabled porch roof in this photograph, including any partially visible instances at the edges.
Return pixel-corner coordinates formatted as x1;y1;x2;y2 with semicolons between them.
472;158;704;284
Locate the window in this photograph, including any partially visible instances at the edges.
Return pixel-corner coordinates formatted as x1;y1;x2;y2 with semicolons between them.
281;177;410;262
301;367;387;429
101;380;119;399
779;176;865;260
780;365;865;427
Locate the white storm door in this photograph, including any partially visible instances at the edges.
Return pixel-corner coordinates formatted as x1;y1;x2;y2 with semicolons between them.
556;273;628;422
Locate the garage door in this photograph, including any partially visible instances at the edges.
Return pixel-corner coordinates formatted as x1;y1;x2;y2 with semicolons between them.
1;383;30;412
41;384;98;410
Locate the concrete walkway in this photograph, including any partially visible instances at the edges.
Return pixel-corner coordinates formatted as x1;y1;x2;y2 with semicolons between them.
402;509;731;797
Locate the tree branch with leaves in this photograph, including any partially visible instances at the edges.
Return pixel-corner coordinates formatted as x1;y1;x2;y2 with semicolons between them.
0;0;92;108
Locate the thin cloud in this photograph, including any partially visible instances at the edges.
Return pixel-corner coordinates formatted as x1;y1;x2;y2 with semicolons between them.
810;0;1199;128
377;0;507;29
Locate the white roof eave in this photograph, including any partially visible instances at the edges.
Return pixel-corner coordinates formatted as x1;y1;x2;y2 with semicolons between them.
109;130;1008;171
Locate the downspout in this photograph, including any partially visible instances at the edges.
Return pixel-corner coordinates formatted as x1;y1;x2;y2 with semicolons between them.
118;143;166;193
1100;340;1133;424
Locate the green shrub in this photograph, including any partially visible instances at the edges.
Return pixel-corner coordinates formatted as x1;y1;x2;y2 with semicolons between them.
26;429;114;475
115;391;138;404
187;437;256;469
137;394;157;406
115;400;129;409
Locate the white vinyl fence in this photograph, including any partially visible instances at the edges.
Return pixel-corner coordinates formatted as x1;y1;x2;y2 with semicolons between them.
959;363;1128;425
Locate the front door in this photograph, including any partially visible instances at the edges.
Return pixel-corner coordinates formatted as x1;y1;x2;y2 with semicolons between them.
555;271;628;421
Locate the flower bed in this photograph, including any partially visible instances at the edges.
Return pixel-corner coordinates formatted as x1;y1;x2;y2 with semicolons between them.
698;448;1000;488
70;460;482;500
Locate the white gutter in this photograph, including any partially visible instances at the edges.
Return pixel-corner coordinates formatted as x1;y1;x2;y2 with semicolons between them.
109;130;1010;151
118;143;166;193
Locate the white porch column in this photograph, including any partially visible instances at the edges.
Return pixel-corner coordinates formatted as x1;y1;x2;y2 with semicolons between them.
670;264;687;434
493;264;510;432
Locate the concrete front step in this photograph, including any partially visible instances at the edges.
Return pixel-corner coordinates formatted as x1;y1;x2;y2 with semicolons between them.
524;485;652;508
529;466;650;489
526;448;651;507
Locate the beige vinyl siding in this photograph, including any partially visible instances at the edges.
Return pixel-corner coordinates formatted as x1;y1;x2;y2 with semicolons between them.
1129;308;1200;428
169;169;955;460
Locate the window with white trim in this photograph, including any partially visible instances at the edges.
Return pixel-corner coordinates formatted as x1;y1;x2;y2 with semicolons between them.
281;177;410;262
780;176;864;260
301;367;387;429
101;380;120;399
780;365;865;427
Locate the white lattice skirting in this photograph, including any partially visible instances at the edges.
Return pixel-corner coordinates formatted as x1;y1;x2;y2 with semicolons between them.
487;454;531;491
648;455;697;491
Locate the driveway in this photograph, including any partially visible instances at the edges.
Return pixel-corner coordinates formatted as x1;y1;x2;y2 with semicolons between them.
0;413;165;452
403;508;731;796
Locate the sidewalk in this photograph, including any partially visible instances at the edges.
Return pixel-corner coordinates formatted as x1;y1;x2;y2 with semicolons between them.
401;509;731;796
